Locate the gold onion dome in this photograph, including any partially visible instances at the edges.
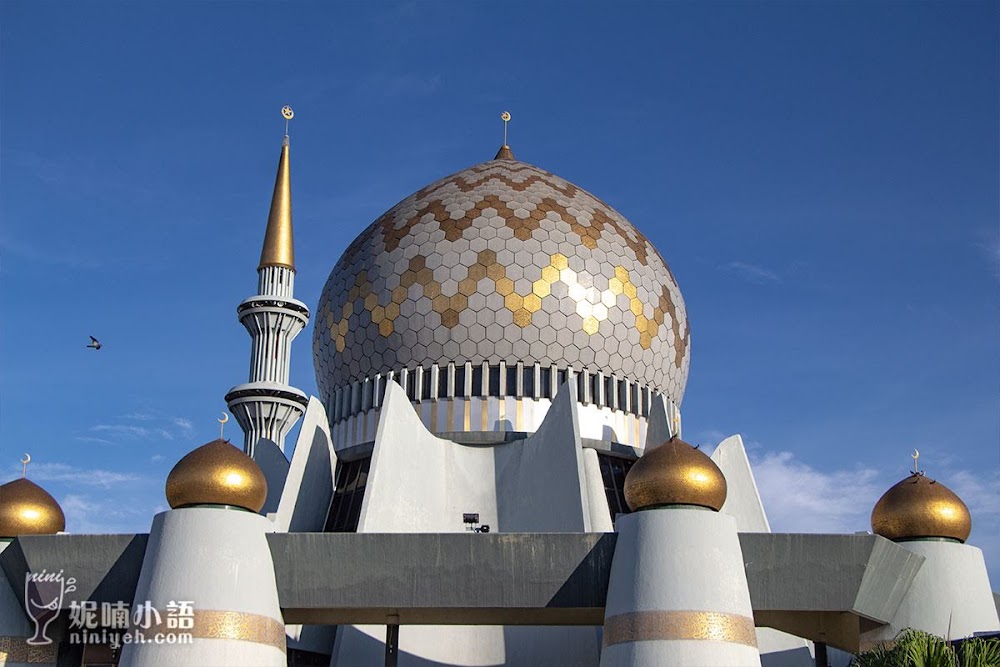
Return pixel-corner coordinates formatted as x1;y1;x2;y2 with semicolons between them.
0;478;66;538
871;472;971;543
165;439;267;513
624;436;727;512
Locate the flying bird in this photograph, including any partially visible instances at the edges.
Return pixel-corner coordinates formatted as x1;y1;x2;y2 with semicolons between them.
87;336;102;350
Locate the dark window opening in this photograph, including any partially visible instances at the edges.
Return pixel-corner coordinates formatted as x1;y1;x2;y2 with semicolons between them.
597;452;635;522
506;366;518;396
488;366;501;397
471;366;483;396
324;456;372;533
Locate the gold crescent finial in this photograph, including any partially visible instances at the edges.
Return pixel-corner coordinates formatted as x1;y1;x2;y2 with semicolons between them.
20;453;30;478
218;412;229;440
500;111;511;146
281;105;294;136
912;448;920;474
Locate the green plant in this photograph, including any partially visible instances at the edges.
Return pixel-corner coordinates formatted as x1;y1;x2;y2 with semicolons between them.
851;629;1000;667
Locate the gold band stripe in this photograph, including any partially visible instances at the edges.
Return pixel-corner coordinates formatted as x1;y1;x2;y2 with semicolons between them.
0;636;58;664
147;609;286;653
603;610;757;648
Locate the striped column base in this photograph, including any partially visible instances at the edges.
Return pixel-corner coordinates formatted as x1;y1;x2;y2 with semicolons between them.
0;637;57;665
601;610;760;667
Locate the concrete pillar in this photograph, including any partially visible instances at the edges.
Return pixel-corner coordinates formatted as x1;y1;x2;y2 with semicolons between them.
119;508;285;666
861;540;999;646
601;509;761;667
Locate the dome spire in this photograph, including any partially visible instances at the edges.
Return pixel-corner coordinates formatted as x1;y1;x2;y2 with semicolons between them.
258;106;296;271
495;111;515;160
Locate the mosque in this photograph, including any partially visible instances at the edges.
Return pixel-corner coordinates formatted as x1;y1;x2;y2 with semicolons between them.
0;111;997;667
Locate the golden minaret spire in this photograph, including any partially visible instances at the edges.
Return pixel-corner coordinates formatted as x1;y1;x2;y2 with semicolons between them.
258;106;296;271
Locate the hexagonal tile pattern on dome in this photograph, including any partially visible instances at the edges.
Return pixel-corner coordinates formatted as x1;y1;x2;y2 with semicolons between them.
313;155;691;404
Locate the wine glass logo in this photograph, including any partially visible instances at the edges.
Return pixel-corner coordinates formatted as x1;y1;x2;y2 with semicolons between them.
24;570;76;645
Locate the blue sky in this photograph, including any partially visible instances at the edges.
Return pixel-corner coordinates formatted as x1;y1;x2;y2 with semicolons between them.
1;2;997;577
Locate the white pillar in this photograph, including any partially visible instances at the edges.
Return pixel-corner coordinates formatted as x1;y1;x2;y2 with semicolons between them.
861;540;999;646
119;508;285;666
601;509;761;667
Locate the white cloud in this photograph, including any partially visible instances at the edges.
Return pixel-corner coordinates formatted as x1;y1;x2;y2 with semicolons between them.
86;413;195;443
19;462;140;489
60;493;155;534
92;424;151;438
724;261;781;284
750;451;881;534
120;412;156;422
746;449;1000;581
74;436;115;445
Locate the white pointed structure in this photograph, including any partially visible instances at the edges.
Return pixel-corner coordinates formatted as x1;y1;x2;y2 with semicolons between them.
329;381;607;666
601;437;761;667
121;440;286;666
711;436;823;666
226;129;309;457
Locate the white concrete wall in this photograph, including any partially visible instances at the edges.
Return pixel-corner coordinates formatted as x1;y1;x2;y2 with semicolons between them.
710;436;818;666
862;540;1000;645
711;435;770;534
602;509;761;667
494;383;592;532
274;397;338;656
331;396;655;451
331;382;603;666
120;508;284;667
340;382;505;666
254;438;290;515
273;396;337;533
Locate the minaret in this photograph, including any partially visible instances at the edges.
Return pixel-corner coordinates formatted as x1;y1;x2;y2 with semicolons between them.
226;108;310;457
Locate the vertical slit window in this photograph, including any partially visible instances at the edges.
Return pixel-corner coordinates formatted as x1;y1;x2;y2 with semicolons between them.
489;366;501;397
471;366;483;396
324;456;372;533
596;452;635;522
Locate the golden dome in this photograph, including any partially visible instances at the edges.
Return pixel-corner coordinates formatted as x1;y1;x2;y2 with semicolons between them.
0;478;66;538
871;473;971;542
624;436;727;512
165;439;267;513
